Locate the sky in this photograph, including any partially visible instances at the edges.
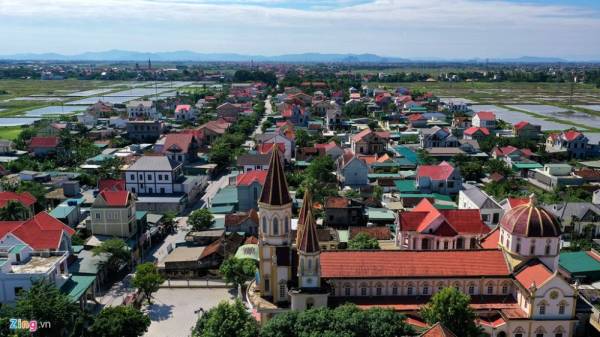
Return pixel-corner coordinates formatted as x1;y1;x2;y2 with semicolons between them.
0;0;599;60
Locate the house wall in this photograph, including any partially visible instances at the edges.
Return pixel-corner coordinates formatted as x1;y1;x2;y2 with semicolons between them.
339;160;368;187
90;204;137;238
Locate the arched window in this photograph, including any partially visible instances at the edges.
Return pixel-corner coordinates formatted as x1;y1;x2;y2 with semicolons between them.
501;282;509;294
468;283;475;295
407;283;414;295
279;282;287;299
516;238;521;253
545;239;551;255
273;217;279;235
344;283;352;296
486;282;494;295
307;258;312;271
262;217;268;234
453;282;461;291
530;239;536;255
553;326;565;337
375;283;383;296
391;283;399;295
284;217;289;233
360;282;368;296
558;301;567;315
539;303;546;315
422;283;429;295
300;258;305;273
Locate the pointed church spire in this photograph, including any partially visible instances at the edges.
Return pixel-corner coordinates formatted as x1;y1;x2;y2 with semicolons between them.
259;147;291;206
296;188;313;247
298;207;320;254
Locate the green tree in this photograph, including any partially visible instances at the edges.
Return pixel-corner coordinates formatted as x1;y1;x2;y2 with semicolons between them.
420;287;481;337
98;157;124;180
348;232;380;250
295;128;311;148
417;149;436;165
192;300;258;337
88;306;151;337
305;155;336;183
373;185;383;201
0;200;30;221
261;304;413;337
208;143;232;171
93;238;131;275
484;159;511;176
13;281;80;337
188;208;214;231
367;120;379;131
219;257;257;290
132;262;164;304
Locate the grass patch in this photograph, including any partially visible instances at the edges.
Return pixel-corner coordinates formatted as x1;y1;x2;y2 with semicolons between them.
0;126;24;140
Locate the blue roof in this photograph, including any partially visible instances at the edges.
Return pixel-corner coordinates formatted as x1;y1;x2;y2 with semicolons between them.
211;186;238;206
393;146;418;165
50;205;76;219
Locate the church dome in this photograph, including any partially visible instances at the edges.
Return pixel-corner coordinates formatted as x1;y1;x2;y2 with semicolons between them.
500;195;561;237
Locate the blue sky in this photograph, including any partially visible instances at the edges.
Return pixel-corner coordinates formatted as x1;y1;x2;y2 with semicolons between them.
0;0;599;60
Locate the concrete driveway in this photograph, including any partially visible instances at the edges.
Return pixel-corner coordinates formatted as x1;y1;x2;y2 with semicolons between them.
143;288;235;337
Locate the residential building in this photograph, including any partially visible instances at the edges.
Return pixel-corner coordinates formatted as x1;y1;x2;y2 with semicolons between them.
160;133;198;164
351;129;389;155
472;111;496;129
336;150;369;187
458;186;503;226
216;102;241;121
126;120;162;143
174;104;197;121
236;170;267;212
546;202;600;237
90;190;137;239
463;127;490;141
125;155;184;195
127;100;158;120
236;153;271;172
224;209;259;235
419;127;459;148
415;161;462;194
324;196;366;228
0;140;14;154
546;130;590;159
513;121;542;140
528;164;585;191
396;198;490;250
28;136;60;157
0;192;36;218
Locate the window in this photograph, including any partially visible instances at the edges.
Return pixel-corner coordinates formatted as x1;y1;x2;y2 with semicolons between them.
139;174;143;179
279;283;286;299
160;188;165;194
264;278;270;292
468;284;475;295
128;222;132;233
392;285;398;295
539;304;546;315
559;303;565;315
95;213;101;219
344;284;351;296
487;284;494;295
14;287;23;296
530;240;536;255
376;285;382;296
545;240;551;255
361;286;367;296
306;298;315;310
130;174;135;180
284;217;289;233
262;217;267;234
444;241;449;250
555;334;563;337
407;286;413;295
147;174;152;180
536;334;543;337
273;218;279;235
502;284;508;294
422;286;429;295
516;238;521;253
158;175;162;181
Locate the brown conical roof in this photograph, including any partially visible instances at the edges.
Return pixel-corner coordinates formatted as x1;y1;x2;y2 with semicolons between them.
259;148;291;206
296;189;313;247
298;207;320;254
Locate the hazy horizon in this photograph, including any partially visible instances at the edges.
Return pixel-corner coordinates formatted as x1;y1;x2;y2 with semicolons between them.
1;0;599;60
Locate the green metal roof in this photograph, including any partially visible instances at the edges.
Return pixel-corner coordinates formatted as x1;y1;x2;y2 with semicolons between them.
559;251;600;282
398;193;453;202
211;186;238;206
208;206;235;214
512;162;543;169
9;244;27;254
235;244;259;261
367;207;396;221
394;180;418;193
61;275;96;302
50;205;76;219
393;146;418;165
368;173;402;179
136;211;148;220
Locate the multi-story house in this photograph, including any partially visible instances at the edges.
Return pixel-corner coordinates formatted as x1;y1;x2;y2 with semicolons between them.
336;151;369;187
235;170;267;212
546;129;590;159
396;198;490;250
125;155;184;195
324;196;366;228
216;102;241;122
236;153;271;173
416;161;462;194
174;104;197;121
419;126;459;148
351;129;389;155
514;121;542;140
160;133;198;164
90;190;137;239
28;136;60;157
472;111;496;129
325;101;343;131
126;120;163;143
0;192;37;218
463;127;490;141
127;100;158;120
458;186;503;226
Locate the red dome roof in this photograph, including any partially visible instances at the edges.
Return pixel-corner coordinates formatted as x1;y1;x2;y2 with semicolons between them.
500;198;561;237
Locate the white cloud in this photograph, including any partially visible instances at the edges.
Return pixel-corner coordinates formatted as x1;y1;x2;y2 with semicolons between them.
0;0;598;58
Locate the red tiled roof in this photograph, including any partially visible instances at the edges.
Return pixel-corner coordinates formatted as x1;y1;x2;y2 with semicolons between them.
258;143;285;155
98;179;126;192
0;192;37;208
514;121;530;130
175;104;191;112
314;141;338;152
325;196;350;209
99;190;130;207
420;322;458;337
399;199;489;235
408;114;426;122
480;227;500;249
416;161;455;180
6;212;75;250
464;127;490;136
506;197;529;209
352;129;390;142
236;170;268;186
514;261;553;290
475;111;496;121
563;129;583;141
29;136;59;149
245;236;258;244
162;133;195;153
321;250;510;278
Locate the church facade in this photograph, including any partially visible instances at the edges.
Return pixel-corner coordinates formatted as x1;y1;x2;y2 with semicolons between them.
250;149;577;337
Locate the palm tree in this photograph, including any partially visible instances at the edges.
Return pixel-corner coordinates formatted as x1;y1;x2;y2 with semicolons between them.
0;200;30;221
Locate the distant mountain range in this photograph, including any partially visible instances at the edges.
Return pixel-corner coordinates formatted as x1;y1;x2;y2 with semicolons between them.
0;50;586;63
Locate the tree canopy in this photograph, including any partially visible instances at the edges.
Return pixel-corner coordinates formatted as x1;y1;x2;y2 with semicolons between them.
219;257;257;290
188;208;215;231
0;200;30;221
192;300;259;337
420;287;481;337
261;304;414;337
132;262;164;304
88;306;151;337
348;232;380;250
93;238;131;275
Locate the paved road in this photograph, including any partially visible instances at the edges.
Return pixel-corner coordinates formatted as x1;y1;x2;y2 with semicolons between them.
143;288;234;337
